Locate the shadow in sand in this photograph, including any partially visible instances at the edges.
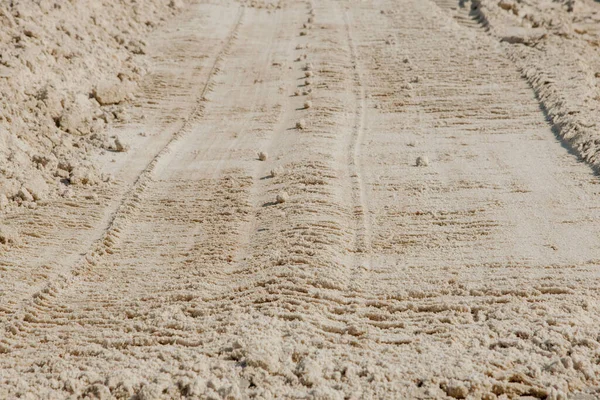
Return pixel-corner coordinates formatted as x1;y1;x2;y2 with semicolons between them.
535;100;600;177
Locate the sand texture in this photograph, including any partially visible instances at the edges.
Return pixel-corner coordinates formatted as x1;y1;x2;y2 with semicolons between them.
1;0;600;399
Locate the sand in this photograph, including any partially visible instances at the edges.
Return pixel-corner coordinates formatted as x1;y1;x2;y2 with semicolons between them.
468;0;600;171
0;0;187;212
1;0;600;398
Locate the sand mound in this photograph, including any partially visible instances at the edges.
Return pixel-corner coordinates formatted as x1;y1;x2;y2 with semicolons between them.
471;0;600;170
0;0;187;213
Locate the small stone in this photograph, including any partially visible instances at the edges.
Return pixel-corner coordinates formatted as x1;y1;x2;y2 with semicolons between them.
115;138;129;153
93;82;130;106
270;167;283;178
258;151;268;161
296;119;306;130
276;192;289;204
416;156;429;167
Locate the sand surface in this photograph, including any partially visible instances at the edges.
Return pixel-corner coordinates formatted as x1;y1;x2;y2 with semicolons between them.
1;0;600;399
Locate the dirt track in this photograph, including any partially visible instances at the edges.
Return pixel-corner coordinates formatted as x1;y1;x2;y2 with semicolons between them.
2;0;600;398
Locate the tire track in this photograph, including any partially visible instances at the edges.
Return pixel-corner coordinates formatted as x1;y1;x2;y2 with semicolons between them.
436;0;600;175
342;0;600;397
343;8;372;261
0;6;245;346
4;0;600;398
1;5;332;397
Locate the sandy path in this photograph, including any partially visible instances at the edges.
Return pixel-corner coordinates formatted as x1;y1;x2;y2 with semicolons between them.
1;0;600;398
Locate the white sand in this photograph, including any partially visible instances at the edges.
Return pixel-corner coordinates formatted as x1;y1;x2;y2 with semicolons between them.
1;0;600;398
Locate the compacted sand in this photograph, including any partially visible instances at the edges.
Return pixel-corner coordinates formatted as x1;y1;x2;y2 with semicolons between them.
1;0;600;399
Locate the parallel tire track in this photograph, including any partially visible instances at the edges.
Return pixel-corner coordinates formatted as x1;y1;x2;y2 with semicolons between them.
0;7;246;347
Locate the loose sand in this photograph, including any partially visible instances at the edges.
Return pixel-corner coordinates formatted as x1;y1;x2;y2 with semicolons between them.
0;0;187;213
1;0;600;398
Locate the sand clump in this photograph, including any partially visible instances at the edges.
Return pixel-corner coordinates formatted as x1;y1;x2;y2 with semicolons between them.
416;156;429;167
269;166;283;177
276;191;289;203
296;119;307;130
0;0;188;213
114;137;129;153
92;81;134;106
